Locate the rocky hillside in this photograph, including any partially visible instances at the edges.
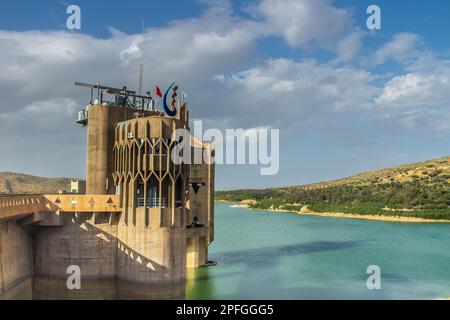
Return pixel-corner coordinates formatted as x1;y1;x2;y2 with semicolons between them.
216;156;450;220
0;172;73;194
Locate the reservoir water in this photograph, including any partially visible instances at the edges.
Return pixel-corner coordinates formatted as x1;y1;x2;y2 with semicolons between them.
186;203;450;299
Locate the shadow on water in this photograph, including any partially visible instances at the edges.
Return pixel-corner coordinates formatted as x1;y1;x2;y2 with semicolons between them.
212;240;368;264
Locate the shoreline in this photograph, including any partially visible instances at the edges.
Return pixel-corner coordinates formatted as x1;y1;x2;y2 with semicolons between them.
268;208;450;223
216;200;450;223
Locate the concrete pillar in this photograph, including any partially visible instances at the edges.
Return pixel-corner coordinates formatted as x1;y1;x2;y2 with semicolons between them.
0;221;33;300
186;231;208;268
116;207;187;299
86;104;111;195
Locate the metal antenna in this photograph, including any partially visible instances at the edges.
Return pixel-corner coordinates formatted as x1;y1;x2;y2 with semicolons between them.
138;20;145;96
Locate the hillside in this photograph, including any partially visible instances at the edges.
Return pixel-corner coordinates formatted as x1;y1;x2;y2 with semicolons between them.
216;156;450;220
0;172;73;194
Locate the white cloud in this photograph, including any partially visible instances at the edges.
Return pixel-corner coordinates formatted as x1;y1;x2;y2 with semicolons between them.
371;51;450;135
335;32;364;62
0;98;77;135
120;35;145;64
255;0;354;48
0;2;258;176
0;4;257;114
372;33;420;65
213;58;379;132
376;65;450;108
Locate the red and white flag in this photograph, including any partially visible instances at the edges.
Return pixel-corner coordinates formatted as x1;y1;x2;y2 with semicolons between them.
156;86;163;98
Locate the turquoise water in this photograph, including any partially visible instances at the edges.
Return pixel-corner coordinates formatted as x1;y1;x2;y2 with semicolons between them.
186;203;450;300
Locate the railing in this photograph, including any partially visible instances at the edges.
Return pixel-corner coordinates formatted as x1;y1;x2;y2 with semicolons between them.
44;195;122;213
0;194;122;221
0;194;45;220
76;109;88;125
136;197;167;208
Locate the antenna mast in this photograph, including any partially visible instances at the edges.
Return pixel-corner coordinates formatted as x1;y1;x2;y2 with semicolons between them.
138;20;145;96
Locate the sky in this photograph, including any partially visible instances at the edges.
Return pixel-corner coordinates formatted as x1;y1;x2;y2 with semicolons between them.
1;0;450;190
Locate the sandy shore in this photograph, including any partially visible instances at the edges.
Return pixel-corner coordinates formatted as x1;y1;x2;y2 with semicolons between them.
217;200;450;223
229;204;249;208
267;208;450;223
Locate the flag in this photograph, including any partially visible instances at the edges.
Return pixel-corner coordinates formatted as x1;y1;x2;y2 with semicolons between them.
156;86;163;98
182;92;188;101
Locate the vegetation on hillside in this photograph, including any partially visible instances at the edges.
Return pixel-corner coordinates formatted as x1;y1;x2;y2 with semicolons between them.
0;172;73;194
216;156;450;220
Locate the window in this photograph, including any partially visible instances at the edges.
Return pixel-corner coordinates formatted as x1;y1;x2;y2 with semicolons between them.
136;178;145;207
147;177;159;208
175;178;183;208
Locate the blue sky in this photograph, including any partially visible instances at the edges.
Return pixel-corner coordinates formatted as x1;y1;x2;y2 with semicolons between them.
2;1;449;49
1;0;450;190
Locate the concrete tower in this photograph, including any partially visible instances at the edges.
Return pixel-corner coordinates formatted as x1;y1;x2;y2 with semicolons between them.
112;112;190;299
0;82;214;300
81;83;213;299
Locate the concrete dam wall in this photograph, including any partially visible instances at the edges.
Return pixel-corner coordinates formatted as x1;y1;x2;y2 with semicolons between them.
0;211;186;300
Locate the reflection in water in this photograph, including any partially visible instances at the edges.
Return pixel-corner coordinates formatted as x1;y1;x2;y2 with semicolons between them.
186;267;216;300
186;204;450;300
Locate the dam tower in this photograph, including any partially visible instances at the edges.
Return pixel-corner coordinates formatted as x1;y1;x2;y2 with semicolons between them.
0;82;214;299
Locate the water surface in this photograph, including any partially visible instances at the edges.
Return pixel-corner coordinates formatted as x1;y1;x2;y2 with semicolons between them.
186;203;450;299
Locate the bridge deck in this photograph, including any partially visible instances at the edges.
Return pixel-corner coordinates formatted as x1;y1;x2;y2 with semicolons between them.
0;194;122;221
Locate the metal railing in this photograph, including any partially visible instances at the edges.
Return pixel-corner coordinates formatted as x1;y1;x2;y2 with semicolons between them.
137;197;167;208
0;194;122;221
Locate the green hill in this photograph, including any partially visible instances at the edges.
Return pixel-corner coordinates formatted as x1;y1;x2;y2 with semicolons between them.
216;156;450;220
0;172;74;194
